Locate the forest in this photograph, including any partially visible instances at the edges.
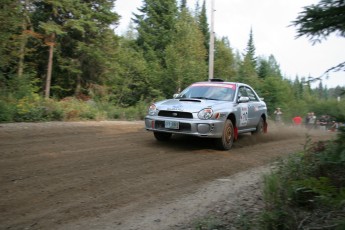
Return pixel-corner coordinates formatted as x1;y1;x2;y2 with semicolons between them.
0;0;344;123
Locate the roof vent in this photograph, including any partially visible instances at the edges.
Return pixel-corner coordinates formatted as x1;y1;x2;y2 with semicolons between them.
209;78;224;82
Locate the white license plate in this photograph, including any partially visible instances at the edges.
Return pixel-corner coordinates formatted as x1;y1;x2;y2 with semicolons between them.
164;120;179;129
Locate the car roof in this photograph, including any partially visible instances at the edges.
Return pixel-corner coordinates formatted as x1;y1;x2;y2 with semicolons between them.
193;80;249;88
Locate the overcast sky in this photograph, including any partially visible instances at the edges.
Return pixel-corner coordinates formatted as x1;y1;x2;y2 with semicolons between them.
114;0;345;88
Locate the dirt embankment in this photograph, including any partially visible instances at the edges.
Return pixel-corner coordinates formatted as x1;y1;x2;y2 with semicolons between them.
0;121;334;230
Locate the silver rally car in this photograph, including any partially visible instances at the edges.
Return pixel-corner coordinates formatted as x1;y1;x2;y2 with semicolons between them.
145;79;268;150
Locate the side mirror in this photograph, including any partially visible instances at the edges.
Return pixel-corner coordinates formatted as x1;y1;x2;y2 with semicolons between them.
238;96;250;103
173;93;179;98
260;97;264;101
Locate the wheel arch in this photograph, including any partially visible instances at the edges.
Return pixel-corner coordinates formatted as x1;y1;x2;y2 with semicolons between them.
261;113;268;133
227;113;238;140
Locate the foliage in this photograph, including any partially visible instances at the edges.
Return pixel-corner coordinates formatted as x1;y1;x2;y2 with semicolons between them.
193;216;225;230
292;0;345;73
214;37;236;81
165;7;207;94
292;0;345;43
260;128;345;229
0;95;151;123
0;0;344;124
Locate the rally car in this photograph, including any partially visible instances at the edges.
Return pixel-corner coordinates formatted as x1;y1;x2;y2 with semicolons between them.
145;79;268;150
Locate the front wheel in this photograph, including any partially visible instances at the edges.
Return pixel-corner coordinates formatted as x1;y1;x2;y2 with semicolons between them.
215;119;234;150
153;132;172;141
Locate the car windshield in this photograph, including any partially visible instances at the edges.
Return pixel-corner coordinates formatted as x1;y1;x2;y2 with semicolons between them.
176;83;235;101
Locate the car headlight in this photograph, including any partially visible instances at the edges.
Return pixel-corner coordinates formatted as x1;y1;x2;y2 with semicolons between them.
198;108;213;120
148;104;157;115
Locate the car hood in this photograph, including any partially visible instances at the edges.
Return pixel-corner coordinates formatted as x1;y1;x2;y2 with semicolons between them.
156;99;231;113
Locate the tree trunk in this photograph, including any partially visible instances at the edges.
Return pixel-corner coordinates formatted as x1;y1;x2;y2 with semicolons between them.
45;33;55;99
18;0;32;79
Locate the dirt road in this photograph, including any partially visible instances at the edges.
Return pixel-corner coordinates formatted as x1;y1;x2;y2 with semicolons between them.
0;121;334;229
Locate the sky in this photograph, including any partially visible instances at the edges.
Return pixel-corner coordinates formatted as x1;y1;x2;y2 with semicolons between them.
114;0;345;88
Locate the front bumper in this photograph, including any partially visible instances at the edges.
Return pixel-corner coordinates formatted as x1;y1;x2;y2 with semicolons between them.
145;116;225;138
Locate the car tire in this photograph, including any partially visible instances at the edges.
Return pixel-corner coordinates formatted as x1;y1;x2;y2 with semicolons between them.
215;119;234;150
252;117;264;135
153;132;172;141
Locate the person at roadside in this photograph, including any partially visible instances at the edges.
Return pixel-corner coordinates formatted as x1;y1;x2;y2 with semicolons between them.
329;121;339;132
305;112;311;128
307;112;316;129
292;115;302;126
318;115;328;131
274;108;283;124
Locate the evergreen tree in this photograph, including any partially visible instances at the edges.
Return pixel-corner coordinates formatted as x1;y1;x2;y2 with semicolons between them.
134;0;178;62
197;0;210;57
292;76;303;99
244;28;257;69
292;0;345;73
165;7;207;95
214;37;236;81
29;0;119;98
257;55;282;79
180;0;187;10
0;0;35;93
292;0;345;43
238;29;259;86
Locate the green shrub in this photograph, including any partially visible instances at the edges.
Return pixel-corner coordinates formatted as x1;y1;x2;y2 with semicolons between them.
0;99;15;122
260;128;345;229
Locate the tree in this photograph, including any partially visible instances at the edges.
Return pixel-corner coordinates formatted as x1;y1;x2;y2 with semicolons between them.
292;0;345;43
214;37;236;81
257;55;282;79
30;0;119;98
165;7;207;95
244;28;257;69
197;0;210;58
292;0;345;73
180;0;187;10
134;0;178;62
0;0;43;98
238;28;259;86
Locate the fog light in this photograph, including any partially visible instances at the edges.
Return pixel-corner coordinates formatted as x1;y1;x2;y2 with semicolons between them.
197;124;210;134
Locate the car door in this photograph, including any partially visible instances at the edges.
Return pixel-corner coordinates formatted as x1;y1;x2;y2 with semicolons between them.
244;86;261;128
237;86;250;130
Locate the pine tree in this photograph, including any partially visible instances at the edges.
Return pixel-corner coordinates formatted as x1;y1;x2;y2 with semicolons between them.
237;28;261;88
292;0;345;74
165;7;207;95
257;55;282;79
197;0;210;57
244;28;256;69
30;0;119;98
180;0;187;10
134;0;178;62
214;37;236;81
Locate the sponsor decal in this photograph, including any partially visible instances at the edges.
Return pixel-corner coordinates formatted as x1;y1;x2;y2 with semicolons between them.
240;105;248;126
191;83;235;89
167;105;183;111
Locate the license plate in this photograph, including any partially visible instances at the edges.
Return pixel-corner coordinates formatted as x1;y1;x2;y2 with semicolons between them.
164;120;179;129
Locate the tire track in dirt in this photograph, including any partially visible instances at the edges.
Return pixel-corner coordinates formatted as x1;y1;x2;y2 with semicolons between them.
0;121;334;229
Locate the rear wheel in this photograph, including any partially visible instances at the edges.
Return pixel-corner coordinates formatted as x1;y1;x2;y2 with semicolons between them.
252;117;264;135
215;119;234;150
153;132;172;141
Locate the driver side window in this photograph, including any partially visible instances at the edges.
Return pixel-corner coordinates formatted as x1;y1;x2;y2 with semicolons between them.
238;86;248;98
245;87;259;101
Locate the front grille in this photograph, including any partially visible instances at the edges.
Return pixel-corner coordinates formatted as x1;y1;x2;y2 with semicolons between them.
158;110;193;119
155;120;191;132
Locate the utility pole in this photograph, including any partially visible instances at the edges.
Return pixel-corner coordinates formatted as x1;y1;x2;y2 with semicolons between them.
208;0;215;80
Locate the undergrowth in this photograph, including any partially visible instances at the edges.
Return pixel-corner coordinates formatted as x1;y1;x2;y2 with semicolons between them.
261;127;345;230
194;129;345;230
0;94;149;122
